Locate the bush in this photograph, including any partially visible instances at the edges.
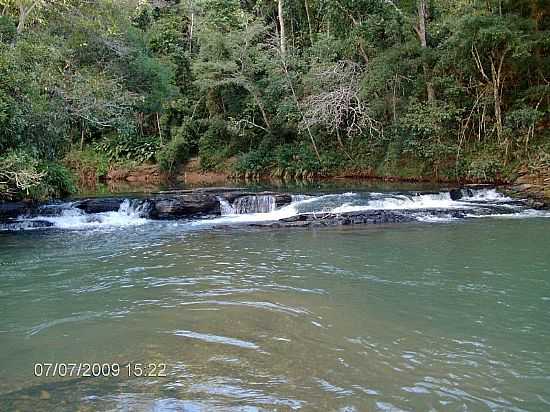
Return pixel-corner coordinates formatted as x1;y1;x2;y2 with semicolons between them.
0;151;45;201
157;130;193;172
467;158;501;181
272;143;322;178
234;148;274;175
0;16;16;43
34;162;76;199
94;132;160;163
234;143;323;179
198;119;234;170
0;151;75;201
64;148;110;188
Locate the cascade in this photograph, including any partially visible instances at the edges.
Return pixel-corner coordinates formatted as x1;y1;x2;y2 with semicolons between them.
218;195;277;215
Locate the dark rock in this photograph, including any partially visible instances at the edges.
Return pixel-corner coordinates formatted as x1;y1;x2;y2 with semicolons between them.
219;191;251;203
449;189;463;201
151;193;220;219
449;187;475;200
73;198;124;214
0;202;30;220
274;194;292;207
523;197;545;209
276;210;416;227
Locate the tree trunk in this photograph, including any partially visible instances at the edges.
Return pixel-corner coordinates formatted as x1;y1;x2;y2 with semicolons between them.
16;1;40;34
157;112;163;145
279;55;320;162
416;0;435;102
278;0;286;55
189;11;194;52
251;92;271;130
304;0;314;46
490;56;504;142
336;129;353;161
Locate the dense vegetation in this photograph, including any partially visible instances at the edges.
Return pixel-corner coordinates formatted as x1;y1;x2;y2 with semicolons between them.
0;0;548;200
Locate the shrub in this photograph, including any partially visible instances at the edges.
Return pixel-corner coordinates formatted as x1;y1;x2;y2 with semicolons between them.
234;148;274;175
94;132;160;163
34;162;76;199
157;130;193;172
0;16;16;43
0;151;45;201
64;148;111;188
467;158;501;181
0;151;76;201
273;143;322;177
198;119;234;170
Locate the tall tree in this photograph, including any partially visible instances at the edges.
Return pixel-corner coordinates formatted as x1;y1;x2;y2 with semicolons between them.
277;0;286;54
415;0;435;102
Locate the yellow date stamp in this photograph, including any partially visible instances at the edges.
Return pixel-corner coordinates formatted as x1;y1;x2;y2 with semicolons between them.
33;362;167;378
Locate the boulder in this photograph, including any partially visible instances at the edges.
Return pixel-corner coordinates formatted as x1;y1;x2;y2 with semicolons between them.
274;194;292;208
449;188;475;201
151;193;220;219
0;202;30;220
449;189;464;201
73;198;124;214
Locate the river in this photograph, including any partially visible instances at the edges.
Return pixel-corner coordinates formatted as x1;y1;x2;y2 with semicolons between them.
1;185;549;411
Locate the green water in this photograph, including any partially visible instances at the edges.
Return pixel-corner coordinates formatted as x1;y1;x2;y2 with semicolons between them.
1;217;550;411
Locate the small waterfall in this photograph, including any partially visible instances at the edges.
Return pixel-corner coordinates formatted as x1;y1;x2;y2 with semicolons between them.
233;195;276;214
119;199;152;218
218;197;235;215
218;195;277;215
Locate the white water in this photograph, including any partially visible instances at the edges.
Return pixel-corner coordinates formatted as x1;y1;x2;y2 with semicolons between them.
218;195;277;215
1;188;546;231
331;189;517;214
26;199;148;230
197;189;523;227
194;193;358;226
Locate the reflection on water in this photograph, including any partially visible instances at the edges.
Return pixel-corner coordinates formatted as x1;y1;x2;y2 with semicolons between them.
1;218;550;411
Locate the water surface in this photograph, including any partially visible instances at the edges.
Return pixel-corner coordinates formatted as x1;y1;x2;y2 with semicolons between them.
1;189;549;411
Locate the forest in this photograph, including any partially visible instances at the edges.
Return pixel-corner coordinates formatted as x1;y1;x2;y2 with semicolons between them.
0;0;548;200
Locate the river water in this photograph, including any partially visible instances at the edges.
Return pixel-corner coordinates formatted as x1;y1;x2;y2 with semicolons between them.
1;186;550;411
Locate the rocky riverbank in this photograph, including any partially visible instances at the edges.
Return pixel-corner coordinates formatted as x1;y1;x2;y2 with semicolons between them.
506;166;550;208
